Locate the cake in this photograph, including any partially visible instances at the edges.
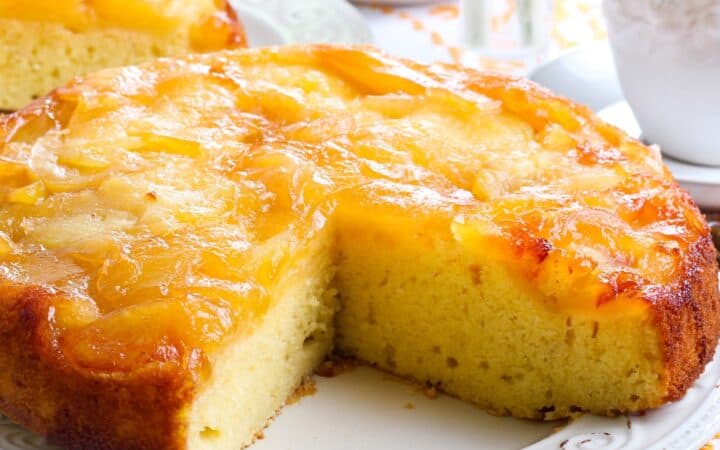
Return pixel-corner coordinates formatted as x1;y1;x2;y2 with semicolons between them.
0;0;245;111
0;45;717;450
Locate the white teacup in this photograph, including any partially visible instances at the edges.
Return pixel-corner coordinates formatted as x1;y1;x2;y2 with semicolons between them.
603;0;720;166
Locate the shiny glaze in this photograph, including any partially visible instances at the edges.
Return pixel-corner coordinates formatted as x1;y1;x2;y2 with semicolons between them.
0;46;711;374
0;0;245;50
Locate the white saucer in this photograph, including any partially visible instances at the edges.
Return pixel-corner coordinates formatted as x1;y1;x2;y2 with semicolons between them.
230;0;372;46
530;42;720;211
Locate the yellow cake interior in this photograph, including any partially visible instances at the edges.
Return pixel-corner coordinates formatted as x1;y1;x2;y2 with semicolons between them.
187;227;337;450
333;214;663;418
0;46;715;449
181;215;664;449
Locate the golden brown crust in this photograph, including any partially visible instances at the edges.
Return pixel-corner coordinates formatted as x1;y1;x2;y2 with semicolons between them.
0;283;193;450
222;0;247;49
189;0;247;52
652;235;720;401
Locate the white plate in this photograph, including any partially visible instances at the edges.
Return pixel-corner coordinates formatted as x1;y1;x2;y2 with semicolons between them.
529;42;720;211
230;0;372;46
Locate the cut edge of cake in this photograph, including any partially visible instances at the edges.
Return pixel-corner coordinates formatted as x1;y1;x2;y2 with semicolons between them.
186;227;337;450
0;225;338;450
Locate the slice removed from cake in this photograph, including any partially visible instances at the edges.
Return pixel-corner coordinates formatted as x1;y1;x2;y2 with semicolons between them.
0;46;717;449
0;0;245;110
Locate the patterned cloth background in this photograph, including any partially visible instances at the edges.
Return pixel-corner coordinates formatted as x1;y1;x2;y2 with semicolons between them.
357;0;605;74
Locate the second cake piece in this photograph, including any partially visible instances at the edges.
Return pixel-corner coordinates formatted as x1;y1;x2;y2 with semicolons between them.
0;0;246;110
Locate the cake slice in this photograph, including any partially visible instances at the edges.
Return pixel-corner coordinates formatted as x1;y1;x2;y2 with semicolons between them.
0;46;717;449
0;0;245;110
